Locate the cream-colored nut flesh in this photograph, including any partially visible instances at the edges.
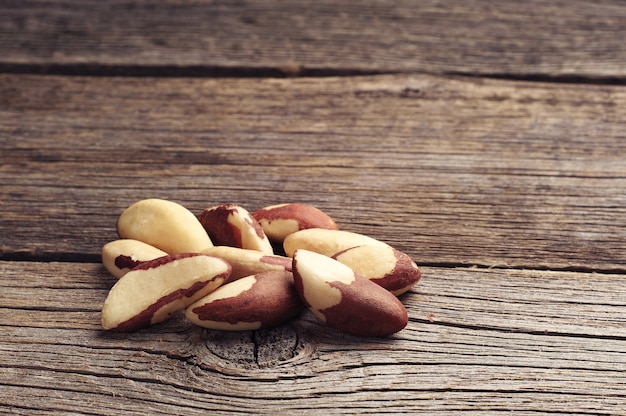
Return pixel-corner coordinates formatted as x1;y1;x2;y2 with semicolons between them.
257;217;300;242
332;245;422;296
199;204;273;255
334;245;397;279
252;203;338;242
283;229;389;258
102;239;167;278
116;198;213;254
291;249;355;321
101;253;230;331
186;271;303;331
201;246;291;281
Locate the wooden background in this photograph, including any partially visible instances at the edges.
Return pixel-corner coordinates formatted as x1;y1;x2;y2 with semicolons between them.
1;1;626;414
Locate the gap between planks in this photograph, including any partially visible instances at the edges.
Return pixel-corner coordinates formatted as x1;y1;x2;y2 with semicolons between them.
1;63;626;87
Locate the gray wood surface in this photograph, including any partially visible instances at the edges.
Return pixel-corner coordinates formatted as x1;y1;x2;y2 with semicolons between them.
1;0;625;78
2;72;626;414
2;261;625;414
2;73;625;270
1;1;625;414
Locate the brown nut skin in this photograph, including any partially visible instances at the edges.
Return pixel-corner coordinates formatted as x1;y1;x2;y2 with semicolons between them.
283;229;389;258
186;271;304;331
117;198;213;254
252;203;338;242
199;204;274;255
101;253;231;332
102;239;167;279
292;249;408;337
201;246;292;282
332;245;421;296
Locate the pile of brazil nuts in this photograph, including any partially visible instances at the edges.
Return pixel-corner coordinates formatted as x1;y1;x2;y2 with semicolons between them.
100;198;422;337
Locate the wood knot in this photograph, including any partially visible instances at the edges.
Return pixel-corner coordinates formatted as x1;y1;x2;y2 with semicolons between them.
202;324;305;368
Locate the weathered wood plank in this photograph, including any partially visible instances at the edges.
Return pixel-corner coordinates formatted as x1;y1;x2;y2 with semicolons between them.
1;73;625;270
1;261;625;414
0;0;625;78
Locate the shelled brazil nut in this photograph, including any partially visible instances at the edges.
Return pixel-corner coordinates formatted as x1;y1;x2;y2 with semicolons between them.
117;198;213;253
292;249;408;337
331;245;421;296
102;239;167;278
199;203;274;255
283;228;390;257
101;253;231;332
200;246;292;282
252;203;339;242
186;270;304;331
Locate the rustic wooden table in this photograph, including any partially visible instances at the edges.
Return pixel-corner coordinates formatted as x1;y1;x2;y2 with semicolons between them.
2;1;626;414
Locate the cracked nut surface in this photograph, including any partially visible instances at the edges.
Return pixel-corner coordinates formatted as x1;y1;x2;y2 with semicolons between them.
332;245;421;295
199;203;273;255
201;246;292;282
102;239;167;278
283;228;389;258
117;198;213;254
186;271;304;331
101;253;231;332
252;203;338;242
292;249;408;337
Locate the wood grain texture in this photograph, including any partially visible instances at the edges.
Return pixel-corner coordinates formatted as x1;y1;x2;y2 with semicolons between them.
1;0;625;78
2;2;624;414
1;73;625;270
1;261;625;415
